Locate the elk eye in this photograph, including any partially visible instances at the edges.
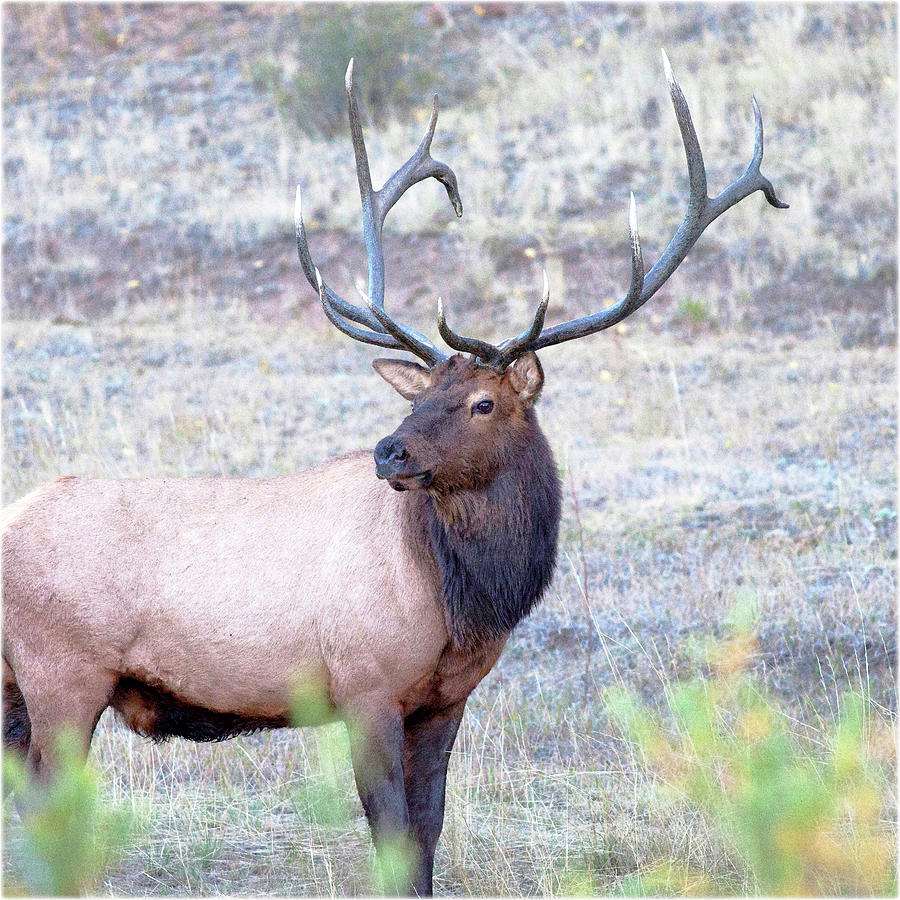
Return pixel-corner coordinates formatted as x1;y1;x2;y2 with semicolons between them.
473;399;494;415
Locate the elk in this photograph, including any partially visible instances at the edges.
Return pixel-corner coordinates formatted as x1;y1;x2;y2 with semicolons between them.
2;54;785;895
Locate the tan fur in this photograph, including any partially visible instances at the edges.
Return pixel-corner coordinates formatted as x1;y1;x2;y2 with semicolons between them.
1;452;499;754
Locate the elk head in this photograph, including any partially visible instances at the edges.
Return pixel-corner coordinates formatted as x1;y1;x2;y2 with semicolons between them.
371;352;544;492
296;55;787;491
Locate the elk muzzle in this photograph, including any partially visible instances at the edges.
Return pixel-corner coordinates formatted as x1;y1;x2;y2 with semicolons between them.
373;435;433;491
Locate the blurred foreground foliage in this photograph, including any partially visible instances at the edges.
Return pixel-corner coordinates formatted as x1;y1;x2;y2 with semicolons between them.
290;678;417;895
2;730;133;896
604;609;897;896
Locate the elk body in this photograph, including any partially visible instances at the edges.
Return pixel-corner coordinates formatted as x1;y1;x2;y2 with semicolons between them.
2;55;785;896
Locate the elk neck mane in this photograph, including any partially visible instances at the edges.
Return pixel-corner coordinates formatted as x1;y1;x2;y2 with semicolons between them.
416;408;561;648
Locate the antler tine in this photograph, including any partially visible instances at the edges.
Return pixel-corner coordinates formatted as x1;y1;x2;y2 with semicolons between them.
297;60;460;367
509;196;644;350
661;48;707;214
437;297;500;365
301;185;445;359
596;193;646;329
315;266;448;366
712;95;789;215
297;186;382;330
344;57;383;311
377;94;464;234
528;49;787;353
343;59;448;364
316;268;407;350
637;49;788;299
365;294;447;364
495;269;551;367
438;267;551;369
347;58;463;313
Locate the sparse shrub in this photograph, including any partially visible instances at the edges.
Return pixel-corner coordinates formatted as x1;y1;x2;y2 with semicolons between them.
2;730;132;896
370;833;418;897
604;616;897;896
673;296;712;328
250;5;439;137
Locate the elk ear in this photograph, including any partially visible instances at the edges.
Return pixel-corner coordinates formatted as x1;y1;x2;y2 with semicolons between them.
505;352;544;407
372;359;433;400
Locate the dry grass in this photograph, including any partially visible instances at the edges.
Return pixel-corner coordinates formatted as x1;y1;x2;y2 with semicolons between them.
2;3;896;895
3;310;895;895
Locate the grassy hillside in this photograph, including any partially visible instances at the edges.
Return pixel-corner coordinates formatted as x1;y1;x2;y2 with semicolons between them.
3;4;896;895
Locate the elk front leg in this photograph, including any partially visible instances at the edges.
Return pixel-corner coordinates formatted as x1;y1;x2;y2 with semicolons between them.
402;700;467;897
346;708;414;894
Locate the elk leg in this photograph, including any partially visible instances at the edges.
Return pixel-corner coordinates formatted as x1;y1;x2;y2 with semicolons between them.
402;699;467;897
15;664;115;780
346;708;414;893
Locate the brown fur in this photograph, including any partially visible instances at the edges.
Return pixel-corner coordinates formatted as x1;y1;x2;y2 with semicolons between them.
375;355;544;495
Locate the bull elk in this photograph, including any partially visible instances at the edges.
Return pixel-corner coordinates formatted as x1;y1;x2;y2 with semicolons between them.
2;54;785;895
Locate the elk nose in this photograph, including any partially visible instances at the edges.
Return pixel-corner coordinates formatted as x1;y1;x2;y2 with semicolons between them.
374;436;408;477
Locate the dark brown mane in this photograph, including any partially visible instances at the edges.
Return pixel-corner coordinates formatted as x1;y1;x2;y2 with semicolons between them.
422;407;561;648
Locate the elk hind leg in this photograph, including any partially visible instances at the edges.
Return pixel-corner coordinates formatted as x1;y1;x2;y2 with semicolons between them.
15;664;116;780
402;700;467;897
3;659;31;755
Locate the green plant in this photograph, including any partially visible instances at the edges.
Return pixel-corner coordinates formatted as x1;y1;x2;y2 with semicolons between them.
674;296;712;327
370;833;418;897
250;5;436;137
605;624;896;896
2;730;133;896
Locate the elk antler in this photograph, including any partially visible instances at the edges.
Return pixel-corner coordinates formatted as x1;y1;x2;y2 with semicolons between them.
296;59;462;366
299;53;786;370
439;49;788;369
